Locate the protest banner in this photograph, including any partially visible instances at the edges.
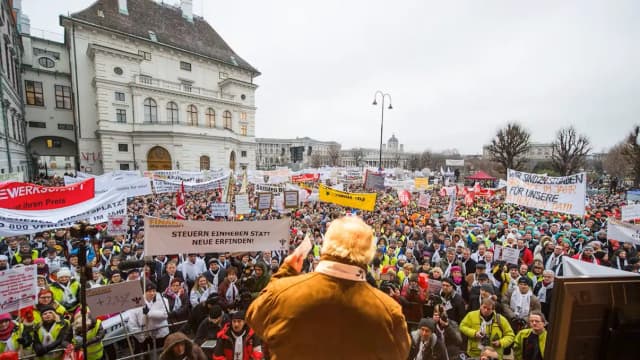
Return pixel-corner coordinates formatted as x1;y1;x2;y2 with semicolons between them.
445;193;457;221
291;173;320;182
211;203;231;217
0;178;95;210
318;184;377;211
107;216;128;236
86;281;144;317
414;177;429;190
257;193;273;210
153;176;228;194
608;219;640;245
284;190;299;208
627;190;640;202
0;171;24;182
0;265;37;312
255;183;286;193
418;193;431;209
494;245;520;265
65;173;152;198
506;169;586;216
622;204;640;221
364;170;385;191
144;217;290;255
445;159;465;167
0;190;126;236
235;194;251;215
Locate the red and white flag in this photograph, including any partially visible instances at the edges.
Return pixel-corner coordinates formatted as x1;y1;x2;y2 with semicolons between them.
175;181;186;220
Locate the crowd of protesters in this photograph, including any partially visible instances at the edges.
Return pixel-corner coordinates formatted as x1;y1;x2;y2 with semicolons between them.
0;173;637;360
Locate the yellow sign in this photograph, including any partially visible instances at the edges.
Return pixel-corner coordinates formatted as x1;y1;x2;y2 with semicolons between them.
414;177;429;190
318;184;377;211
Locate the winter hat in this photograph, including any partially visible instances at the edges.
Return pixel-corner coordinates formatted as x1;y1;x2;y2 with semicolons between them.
40;306;56;315
38;289;53;298
231;310;245;320
0;313;11;321
209;305;223;319
450;266;462;274
475;261;487;269
418;318;436;331
518;277;532;287
205;293;220;305
144;282;157;292
0;255;7;261
34;258;46;265
480;284;495;295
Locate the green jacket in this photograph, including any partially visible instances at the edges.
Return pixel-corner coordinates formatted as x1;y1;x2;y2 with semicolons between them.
459;310;515;359
513;328;547;360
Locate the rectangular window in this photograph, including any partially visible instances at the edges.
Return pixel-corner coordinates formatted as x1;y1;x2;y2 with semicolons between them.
57;124;74;130
119;163;130;170
115;92;125;101
28;121;46;128
240;124;247;136
116;109;127;123
239;112;247;121
241;150;247;158
25;80;44;106
55;85;72;109
118;144;128;152
180;61;192;71
138;50;151;60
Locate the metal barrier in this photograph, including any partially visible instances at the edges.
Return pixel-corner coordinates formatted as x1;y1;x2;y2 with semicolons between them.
19;320;188;360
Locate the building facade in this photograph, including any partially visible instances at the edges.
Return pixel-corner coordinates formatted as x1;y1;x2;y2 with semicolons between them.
341;134;409;169
255;136;341;169
60;0;259;174
22;32;76;177
482;142;554;161
0;0;28;178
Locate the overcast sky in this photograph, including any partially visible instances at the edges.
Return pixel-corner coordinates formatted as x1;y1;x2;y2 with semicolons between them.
23;0;639;154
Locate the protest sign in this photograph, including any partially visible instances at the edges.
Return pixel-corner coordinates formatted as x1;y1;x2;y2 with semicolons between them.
506;170;586;216
284;190;299;208
445;193;457;221
0;190;126;236
272;194;286;213
86;281;144;317
153;176;228;194
622;204;640;221
364;171;385;191
627;190;640;202
398;190;411;207
445;159;464;167
257;193;273;210
144;217;290;255
291;173;320;182
418;193;431;209
318;184;377;211
211;203;231;217
494;245;519;265
0;178;95;210
0;265;37;312
414;177;429;190
608;219;640;245
235;194;251;215
107;216;127;236
255;183;286;193
428;279;442;295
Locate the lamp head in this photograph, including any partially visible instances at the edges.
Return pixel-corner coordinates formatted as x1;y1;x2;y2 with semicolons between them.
372;100;377;106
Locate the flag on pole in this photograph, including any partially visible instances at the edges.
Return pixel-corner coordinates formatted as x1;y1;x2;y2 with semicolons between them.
175;181;186;220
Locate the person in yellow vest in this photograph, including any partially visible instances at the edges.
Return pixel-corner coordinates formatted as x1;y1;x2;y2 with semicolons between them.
49;268;80;313
0;313;32;355
32;306;71;360
26;290;68;329
513;311;547;360
72;312;105;360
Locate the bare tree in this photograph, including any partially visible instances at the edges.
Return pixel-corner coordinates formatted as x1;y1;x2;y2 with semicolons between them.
408;154;422;171
327;144;342;166
604;142;629;180
551;126;591;175
420;150;433;169
310;153;323;168
352;148;365;167
486;122;531;173
622;125;640;186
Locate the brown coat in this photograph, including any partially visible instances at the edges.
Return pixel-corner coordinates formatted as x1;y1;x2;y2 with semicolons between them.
246;262;411;360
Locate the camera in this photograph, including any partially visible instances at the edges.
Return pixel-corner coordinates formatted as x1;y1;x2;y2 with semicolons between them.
480;334;491;347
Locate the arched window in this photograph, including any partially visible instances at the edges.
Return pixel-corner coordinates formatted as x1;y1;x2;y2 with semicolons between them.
143;98;157;123
166;102;179;124
187;105;198;126
223;110;232;130
206;108;215;128
200;155;210;170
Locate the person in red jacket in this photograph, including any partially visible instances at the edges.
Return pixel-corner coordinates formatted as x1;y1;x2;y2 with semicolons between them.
516;239;533;267
572;245;600;265
213;311;262;360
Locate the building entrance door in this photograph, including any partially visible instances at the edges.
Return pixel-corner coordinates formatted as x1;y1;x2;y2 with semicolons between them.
147;146;172;170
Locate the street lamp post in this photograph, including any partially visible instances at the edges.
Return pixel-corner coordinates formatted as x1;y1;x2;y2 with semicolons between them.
372;91;392;171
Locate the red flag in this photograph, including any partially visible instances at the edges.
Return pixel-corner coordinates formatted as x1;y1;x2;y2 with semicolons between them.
175;181;186;220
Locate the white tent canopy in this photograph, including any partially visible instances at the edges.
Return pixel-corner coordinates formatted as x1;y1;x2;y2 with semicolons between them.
559;256;640;278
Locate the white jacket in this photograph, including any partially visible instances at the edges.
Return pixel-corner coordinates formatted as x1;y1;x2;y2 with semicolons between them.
127;294;170;342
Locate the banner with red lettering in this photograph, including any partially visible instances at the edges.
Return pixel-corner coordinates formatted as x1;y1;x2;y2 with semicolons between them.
0;178;95;210
291;173;320;182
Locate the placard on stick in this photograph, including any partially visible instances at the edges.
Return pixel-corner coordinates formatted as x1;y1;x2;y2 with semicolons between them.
257;192;273;210
284;190;299;208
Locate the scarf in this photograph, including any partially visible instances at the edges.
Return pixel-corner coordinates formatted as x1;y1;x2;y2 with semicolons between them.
164;289;182;311
209;270;220;292
226;281;239;304
508;275;520;294
415;333;436;360
38;322;56;347
231;329;246;360
537;281;553;303
479;314;493;341
0;320;15;340
510;289;532;319
58;281;76;304
615;257;628;270
315;260;366;281
545;253;562;271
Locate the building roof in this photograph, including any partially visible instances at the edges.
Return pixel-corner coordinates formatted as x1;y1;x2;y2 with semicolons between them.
466;170;496;181
67;0;259;75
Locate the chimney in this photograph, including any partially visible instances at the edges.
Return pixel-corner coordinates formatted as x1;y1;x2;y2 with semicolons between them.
181;0;193;22
118;0;128;15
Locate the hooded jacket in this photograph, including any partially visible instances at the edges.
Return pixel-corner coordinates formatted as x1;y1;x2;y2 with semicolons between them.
160;332;207;360
213;323;262;360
